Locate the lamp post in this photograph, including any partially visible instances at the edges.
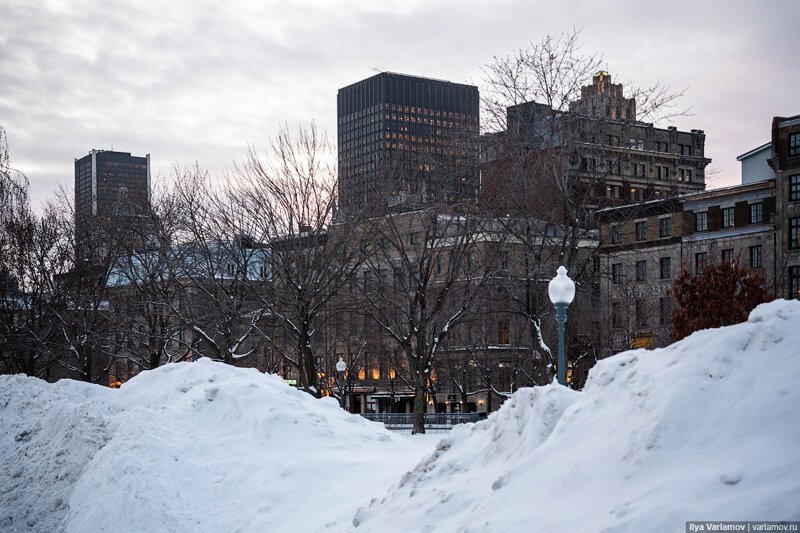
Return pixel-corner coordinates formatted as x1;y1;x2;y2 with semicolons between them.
548;266;575;386
335;356;347;409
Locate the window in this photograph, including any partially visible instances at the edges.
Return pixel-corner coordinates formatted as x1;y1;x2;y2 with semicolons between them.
612;302;623;329
466;250;477;272
790;133;800;157
722;207;735;228
790;266;800;300
656;166;669;179
695;212;708;232
659;257;671;279
498;249;509;270
749;245;762;269
363;271;373;292
612;263;623;284
790;175;800;202
498;362;511;392
659;297;671;326
436;254;446;274
635;221;647;241
722;248;735;265
378;269;388;292
636;260;647;282
498;319;510;345
635;300;647;327
750;203;763;224
695;252;708;274
790;217;800;250
659;217;672;238
409;233;419;246
611;224;622;244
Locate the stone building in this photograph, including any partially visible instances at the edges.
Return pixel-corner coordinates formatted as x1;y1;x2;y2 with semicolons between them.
770;115;800;300
482;72;711;215
597;177;777;354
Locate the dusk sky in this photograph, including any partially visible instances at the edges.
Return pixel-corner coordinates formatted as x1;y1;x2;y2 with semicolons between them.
2;0;798;207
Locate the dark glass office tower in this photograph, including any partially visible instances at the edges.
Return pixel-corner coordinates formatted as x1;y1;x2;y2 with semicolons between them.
74;149;150;243
337;72;479;214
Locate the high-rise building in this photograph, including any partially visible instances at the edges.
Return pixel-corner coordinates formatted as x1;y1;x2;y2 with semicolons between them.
74;149;151;243
337;72;479;214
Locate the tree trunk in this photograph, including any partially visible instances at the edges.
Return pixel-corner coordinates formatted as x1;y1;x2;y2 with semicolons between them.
411;374;427;434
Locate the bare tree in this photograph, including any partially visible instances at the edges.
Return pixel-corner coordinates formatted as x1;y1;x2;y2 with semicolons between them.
355;208;496;433
480;29;692;382
171;166;267;365
106;182;189;376
230;125;363;396
1;128;66;378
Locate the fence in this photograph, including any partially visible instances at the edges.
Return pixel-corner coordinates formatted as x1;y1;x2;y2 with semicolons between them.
361;412;487;432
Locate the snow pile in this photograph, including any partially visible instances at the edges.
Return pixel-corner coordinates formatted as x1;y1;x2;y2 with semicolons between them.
0;360;431;532
3;300;800;532
0;378;115;532
354;300;800;532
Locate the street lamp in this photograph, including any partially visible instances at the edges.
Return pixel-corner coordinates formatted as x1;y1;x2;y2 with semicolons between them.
335;357;347;409
548;265;575;386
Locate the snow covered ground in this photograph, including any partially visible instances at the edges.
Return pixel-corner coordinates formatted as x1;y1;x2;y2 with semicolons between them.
2;300;800;532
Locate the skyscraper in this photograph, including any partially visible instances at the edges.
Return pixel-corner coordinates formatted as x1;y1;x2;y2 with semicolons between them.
74;149;151;244
337;72;479;214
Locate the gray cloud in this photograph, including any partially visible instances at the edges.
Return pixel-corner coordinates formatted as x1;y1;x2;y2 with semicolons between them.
1;0;797;206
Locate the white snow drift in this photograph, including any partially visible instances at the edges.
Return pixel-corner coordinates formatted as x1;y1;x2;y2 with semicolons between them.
354;300;800;532
2;300;800;532
0;361;431;532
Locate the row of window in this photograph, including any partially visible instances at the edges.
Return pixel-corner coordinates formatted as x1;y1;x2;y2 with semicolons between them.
611;257;672;284
581;158;695;181
611;217;672;244
695;203;764;232
611;297;672;329
611;246;764;284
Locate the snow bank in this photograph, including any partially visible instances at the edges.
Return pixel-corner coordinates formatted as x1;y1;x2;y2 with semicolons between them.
0;360;431;532
3;300;799;532
354;300;800;532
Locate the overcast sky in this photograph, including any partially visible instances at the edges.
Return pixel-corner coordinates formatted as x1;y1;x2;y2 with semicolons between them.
1;0;798;207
